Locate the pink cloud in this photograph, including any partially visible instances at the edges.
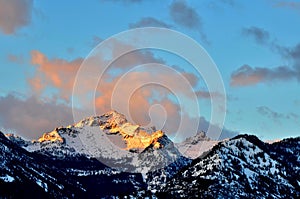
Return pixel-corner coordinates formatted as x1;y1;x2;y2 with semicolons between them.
27;48;232;140
30;50;83;101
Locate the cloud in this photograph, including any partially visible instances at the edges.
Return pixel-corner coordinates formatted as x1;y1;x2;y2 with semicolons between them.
232;27;300;86
242;26;270;44
273;1;300;11
169;113;237;141
112;50;165;70
28;44;231;141
0;0;33;35
94;69;231;140
257;106;285;121
196;116;237;140
29;50;83;101
66;47;75;54
206;0;236;10
294;99;300;106
7;54;24;64
0;90;234;141
169;0;208;44
28;47;166;101
230;64;297;86
270;44;300;83
100;0;144;4
220;0;235;6
169;0;201;29
240;26;300;70
90;36;103;47
278;43;300;67
94;69;201;123
195;90;225;100
0;94;74;139
185;114;238;140
129;17;172;28
257;106;299;124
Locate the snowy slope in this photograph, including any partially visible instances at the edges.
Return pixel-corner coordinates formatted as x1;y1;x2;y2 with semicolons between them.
0;130;147;198
175;131;219;159
158;134;300;198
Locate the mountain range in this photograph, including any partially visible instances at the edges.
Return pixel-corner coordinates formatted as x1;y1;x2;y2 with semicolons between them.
0;110;299;198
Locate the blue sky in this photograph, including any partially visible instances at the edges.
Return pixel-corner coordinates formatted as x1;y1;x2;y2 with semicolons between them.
0;0;300;141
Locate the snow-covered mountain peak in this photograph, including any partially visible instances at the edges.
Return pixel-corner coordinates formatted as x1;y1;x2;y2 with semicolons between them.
184;131;211;144
69;110;165;153
103;110;128;128
18;110;186;173
72;116;102;128
72;110;127;128
175;131;218;159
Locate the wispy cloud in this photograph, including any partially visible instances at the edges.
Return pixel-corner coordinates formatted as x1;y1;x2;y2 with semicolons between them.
231;26;300;86
100;0;144;4
180;116;237;141
230;64;296;86
129;17;172;28
206;0;237;10
294;99;300;106
90;36;103;47
0;0;33;35
273;1;300;12
220;0;236;6
240;26;300;70
169;0;202;29
257;106;299;124
169;0;208;44
242;26;270;44
7;54;24;64
195;90;225;100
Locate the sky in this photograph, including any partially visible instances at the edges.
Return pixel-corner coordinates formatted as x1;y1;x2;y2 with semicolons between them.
0;0;300;141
